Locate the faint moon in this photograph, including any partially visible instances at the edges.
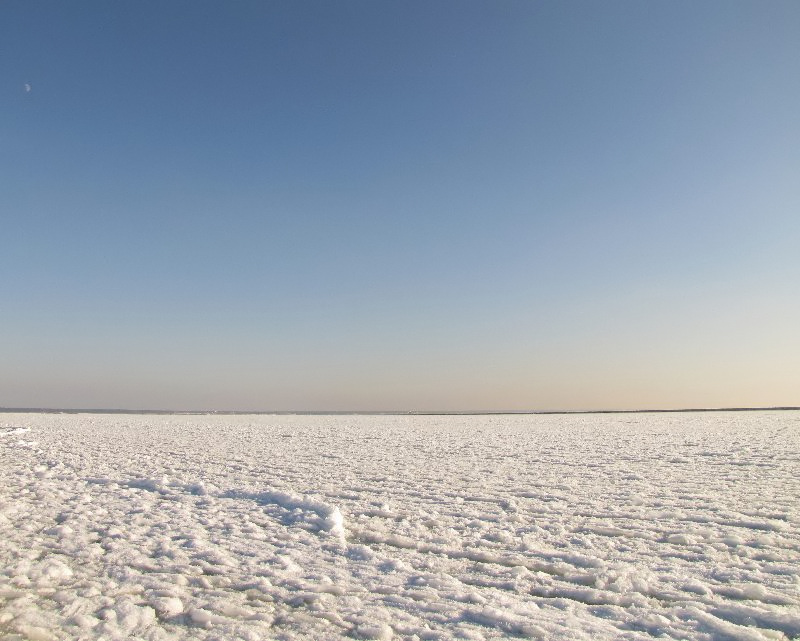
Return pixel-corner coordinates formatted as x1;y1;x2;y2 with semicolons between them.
24;83;31;93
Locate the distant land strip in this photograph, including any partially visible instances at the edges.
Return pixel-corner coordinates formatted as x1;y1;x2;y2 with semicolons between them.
1;407;798;416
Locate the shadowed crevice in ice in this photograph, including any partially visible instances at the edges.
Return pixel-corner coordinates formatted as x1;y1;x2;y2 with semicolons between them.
85;476;213;497
0;427;30;437
83;476;347;539
458;605;546;637
685;606;800;641
221;489;346;540
349;527;603;580
707;603;800;637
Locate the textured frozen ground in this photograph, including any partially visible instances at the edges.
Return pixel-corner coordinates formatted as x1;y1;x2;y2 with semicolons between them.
1;411;799;641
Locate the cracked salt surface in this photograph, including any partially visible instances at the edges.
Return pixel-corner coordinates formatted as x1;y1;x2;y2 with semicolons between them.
1;412;798;640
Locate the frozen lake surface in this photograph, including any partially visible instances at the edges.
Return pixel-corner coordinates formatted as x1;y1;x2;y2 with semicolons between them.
1;411;798;640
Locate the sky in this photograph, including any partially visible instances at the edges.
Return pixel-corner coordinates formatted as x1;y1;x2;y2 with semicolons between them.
2;1;799;411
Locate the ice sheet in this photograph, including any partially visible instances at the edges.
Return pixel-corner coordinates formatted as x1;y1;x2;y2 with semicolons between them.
1;412;798;640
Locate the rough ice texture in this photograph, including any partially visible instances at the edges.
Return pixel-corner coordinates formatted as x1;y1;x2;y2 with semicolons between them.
1;412;799;640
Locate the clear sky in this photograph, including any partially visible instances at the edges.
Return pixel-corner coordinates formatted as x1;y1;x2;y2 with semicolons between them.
2;1;799;411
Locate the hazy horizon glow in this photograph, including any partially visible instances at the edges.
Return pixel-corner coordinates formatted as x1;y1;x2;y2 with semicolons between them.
2;1;799;411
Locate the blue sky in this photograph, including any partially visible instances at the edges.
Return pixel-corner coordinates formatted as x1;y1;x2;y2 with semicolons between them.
2;1;799;410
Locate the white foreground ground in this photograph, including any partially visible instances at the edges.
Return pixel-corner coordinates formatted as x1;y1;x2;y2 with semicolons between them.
1;412;798;641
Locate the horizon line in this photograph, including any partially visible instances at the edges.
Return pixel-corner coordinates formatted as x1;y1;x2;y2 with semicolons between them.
1;406;799;416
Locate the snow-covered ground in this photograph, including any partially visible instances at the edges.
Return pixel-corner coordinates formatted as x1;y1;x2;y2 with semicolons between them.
1;411;798;641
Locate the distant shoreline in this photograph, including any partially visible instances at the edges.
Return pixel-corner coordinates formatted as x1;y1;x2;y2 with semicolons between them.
1;406;798;416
